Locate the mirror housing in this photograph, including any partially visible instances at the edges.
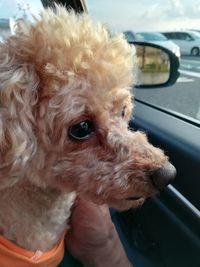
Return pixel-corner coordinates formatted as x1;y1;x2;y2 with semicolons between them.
129;42;180;88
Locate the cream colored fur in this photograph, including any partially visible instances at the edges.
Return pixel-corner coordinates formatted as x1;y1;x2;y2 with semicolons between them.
0;6;168;252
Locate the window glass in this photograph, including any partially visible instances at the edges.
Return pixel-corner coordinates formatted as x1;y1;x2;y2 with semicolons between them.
179;33;190;40
87;0;200;122
1;0;200;122
163;32;174;39
189;31;200;39
124;31;135;42
135;32;167;41
178;33;187;40
171;32;178;39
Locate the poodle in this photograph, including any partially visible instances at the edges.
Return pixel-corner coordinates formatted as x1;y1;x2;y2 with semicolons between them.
0;5;176;265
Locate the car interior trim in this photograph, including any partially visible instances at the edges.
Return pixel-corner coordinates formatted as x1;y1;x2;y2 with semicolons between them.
167;185;200;219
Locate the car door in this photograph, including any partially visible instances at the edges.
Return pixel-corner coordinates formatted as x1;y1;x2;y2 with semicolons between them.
171;32;190;55
124;99;200;267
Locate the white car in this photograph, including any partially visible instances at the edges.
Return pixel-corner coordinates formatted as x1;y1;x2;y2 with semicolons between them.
162;31;200;56
123;31;181;58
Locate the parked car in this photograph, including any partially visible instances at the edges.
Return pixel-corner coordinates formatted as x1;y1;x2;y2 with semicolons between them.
162;30;200;56
123;31;181;58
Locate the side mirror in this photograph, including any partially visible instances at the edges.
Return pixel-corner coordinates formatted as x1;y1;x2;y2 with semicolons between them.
129;42;180;88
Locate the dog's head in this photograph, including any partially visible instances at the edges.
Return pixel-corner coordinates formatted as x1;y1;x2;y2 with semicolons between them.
0;6;175;209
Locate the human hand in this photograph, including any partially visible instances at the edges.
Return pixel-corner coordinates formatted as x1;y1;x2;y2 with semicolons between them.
65;197;132;267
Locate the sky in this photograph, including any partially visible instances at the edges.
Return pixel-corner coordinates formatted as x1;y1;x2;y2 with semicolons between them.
87;0;200;32
1;0;200;32
0;0;43;19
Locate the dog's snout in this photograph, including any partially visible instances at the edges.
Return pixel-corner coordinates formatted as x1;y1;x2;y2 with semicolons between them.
150;162;176;190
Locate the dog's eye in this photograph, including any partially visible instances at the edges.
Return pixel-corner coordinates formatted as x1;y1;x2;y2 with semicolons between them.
69;120;95;141
122;106;126;118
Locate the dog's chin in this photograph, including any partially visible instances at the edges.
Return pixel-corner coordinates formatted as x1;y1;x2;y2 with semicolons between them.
108;197;146;211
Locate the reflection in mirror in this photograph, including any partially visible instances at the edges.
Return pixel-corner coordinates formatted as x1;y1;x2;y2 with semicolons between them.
134;45;170;86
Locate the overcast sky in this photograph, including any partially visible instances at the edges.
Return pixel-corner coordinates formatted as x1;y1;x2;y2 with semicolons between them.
0;0;43;19
87;0;200;32
1;0;200;32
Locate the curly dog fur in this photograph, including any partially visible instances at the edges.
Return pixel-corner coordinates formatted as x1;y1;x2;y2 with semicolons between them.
0;6;171;252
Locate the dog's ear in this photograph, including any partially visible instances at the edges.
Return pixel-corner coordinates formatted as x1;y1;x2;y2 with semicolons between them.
0;45;39;189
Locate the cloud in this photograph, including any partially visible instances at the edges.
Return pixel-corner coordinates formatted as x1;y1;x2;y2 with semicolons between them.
164;0;200;19
164;0;184;18
139;3;161;19
169;0;184;11
184;0;200;18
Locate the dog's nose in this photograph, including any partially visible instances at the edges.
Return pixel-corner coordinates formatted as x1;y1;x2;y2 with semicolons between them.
150;162;176;190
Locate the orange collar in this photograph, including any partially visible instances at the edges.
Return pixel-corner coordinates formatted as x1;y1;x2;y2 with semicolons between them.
0;235;65;267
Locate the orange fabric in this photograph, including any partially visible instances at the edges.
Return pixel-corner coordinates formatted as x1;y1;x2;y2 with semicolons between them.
0;235;65;267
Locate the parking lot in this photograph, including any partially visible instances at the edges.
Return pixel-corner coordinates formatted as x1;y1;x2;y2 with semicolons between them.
135;56;200;122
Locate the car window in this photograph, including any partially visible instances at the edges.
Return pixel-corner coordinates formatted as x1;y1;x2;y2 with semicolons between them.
183;33;193;41
189;31;200;39
163;32;175;39
135;32;167;41
172;32;179;39
87;0;200;123
123;31;135;42
1;0;200;123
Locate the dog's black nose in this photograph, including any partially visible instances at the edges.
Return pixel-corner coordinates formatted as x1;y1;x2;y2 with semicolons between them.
150;162;176;190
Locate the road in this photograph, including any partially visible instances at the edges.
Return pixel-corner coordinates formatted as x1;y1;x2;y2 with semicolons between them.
135;56;200;122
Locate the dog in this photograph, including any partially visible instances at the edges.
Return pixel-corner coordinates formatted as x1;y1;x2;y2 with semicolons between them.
0;5;176;264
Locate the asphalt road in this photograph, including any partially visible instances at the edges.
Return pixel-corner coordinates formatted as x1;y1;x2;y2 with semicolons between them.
135;56;200;122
